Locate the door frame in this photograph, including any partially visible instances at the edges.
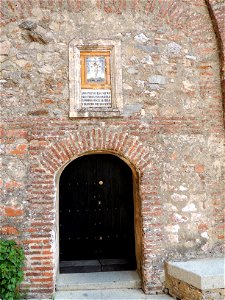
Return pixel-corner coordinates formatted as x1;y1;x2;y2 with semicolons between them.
56;150;143;280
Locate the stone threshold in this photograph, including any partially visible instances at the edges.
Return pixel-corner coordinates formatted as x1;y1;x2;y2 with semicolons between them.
54;289;173;299
56;270;141;291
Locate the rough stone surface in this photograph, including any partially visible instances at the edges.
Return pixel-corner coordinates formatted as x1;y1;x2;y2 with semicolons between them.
0;0;224;299
19;20;37;30
0;40;11;55
164;263;225;300
134;33;149;43
166;42;182;55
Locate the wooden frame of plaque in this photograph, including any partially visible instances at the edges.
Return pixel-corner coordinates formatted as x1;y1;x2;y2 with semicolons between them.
80;51;111;89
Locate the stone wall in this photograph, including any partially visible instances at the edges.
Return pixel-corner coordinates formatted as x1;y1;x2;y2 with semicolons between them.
1;0;224;298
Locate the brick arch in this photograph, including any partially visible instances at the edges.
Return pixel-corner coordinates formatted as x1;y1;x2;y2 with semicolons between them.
38;129;153;175
26;128;162;296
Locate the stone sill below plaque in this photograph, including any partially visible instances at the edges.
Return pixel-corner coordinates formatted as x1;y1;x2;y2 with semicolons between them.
69;108;122;118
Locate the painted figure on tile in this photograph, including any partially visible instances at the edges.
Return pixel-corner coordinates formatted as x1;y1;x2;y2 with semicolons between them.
86;56;105;83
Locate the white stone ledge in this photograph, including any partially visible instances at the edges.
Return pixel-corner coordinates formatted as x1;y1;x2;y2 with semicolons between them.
167;258;225;290
56;271;141;291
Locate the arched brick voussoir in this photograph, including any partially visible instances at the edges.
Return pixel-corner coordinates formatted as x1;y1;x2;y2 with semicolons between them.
37;129;155;176
66;133;84;154
41;149;62;173
56;140;74;160
74;131;89;152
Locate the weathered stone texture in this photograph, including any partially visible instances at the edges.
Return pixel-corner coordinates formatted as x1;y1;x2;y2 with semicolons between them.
0;0;224;298
164;266;225;300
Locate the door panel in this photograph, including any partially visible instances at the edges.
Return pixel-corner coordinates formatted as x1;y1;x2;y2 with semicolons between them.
59;154;136;272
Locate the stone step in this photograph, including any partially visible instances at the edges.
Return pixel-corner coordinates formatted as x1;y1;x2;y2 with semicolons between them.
54;289;173;299
167;257;225;290
56;271;141;291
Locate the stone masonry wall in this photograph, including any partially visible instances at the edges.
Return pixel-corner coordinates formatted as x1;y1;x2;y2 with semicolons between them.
1;0;225;298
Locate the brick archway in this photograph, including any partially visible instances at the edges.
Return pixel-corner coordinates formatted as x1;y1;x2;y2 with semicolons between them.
25;128;162;296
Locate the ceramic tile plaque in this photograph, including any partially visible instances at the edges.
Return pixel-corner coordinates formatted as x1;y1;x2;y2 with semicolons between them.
80;51;112;108
86;57;105;83
69;39;123;117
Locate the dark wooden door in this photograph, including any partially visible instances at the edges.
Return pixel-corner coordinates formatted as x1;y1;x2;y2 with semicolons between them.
59;154;136;272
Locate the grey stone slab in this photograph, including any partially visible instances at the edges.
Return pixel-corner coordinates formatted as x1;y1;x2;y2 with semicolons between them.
55;290;173;299
101;288;146;299
127;67;138;74
134;33;149;43
19;20;37;30
55;290;102;299
148;75;166;85
146;296;172;300
167;257;225;290
56;271;141;291
166;42;182;55
123;103;142;116
136;44;159;53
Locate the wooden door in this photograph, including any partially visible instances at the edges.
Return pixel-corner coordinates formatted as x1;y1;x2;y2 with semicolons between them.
59;154;136;272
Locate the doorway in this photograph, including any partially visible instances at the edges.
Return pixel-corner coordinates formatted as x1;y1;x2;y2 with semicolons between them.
59;154;136;273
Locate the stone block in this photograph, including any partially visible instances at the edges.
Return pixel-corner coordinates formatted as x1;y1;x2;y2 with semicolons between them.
166;42;182;55
123;103;142;116
167;258;225;290
19;20;37;30
136;44;159;53
148;75;166;85
0;41;11;55
134;33;149;43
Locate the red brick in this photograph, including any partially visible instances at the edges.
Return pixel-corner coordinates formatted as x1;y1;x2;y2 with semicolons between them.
198;224;208;231
195;164;205;173
30;256;53;260
0;226;19;235
6;129;27;138
5;206;23;217
30;277;53;283
9;144;28;155
31;266;53;271
40;98;55;105
5;180;23;190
